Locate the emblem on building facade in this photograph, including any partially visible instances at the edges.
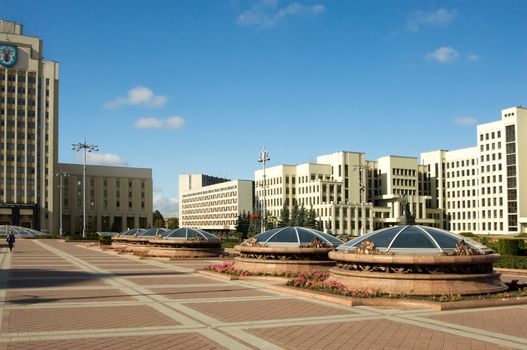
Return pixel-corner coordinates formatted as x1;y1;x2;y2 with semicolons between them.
0;44;17;67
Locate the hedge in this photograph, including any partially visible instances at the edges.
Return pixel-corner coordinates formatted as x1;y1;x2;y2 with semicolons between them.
494;255;527;270
99;235;113;245
498;239;521;256
459;232;476;237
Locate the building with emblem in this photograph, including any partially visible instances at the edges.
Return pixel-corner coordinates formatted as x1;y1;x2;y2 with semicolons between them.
0;20;59;231
0;20;153;233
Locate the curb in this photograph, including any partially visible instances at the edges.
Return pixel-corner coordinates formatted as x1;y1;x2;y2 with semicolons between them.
496;268;527;276
266;285;527;311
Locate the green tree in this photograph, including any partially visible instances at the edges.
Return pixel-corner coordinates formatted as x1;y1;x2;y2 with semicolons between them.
305;207;318;229
290;204;299;227
295;205;306;227
265;212;275;230
236;211;250;239
166;217;179;229
278;204;290;227
152;210;165;228
248;212;261;237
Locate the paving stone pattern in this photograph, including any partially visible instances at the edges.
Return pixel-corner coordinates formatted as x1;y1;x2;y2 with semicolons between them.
0;240;526;350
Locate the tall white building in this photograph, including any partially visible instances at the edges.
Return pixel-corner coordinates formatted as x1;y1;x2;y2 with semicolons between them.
180;107;525;237
0;20;59;231
421;106;527;235
255;152;440;236
179;174;254;231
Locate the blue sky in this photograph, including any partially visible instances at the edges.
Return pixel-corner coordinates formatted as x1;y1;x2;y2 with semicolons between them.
4;0;527;216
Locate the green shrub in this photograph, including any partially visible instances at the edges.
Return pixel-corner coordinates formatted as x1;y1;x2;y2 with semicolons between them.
99;235;112;245
66;233;99;241
459;232;475;237
29;234;54;239
494;255;527;269
222;239;241;248
497;239;521;256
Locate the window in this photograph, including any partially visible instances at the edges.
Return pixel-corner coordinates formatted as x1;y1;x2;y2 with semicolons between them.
506;125;515;142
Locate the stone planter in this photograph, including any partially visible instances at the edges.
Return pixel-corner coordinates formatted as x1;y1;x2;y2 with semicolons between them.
328;251;507;296
144;239;223;258
234;245;335;274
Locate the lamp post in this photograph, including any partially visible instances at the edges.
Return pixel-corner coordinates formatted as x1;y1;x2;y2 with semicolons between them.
353;158;367;236
72;140;99;238
56;171;69;236
258;147;270;233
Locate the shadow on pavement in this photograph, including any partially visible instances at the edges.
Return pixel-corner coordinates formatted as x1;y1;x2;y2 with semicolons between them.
7;285;265;305
4;269;189;289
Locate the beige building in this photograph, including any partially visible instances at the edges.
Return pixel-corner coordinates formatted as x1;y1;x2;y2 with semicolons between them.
0;20;59;231
255;152;440;236
58;163;153;233
179;174;253;231
421;106;527;235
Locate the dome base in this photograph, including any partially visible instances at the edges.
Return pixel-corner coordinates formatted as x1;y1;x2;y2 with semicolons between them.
234;257;335;275
328;267;507;296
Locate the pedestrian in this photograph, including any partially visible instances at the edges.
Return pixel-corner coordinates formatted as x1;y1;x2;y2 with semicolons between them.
6;231;15;252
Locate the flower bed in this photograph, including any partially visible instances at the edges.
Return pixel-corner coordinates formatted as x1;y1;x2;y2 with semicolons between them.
286;271;383;298
204;262;299;278
285;272;527;302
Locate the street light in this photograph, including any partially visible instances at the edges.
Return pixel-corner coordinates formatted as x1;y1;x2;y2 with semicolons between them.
352;158;367;236
72;140;99;238
258;147;270;233
56;171;69;236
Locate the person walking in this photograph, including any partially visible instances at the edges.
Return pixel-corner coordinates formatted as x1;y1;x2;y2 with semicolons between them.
6;231;15;252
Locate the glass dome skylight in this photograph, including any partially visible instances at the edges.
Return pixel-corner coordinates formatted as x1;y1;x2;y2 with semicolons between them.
251;226;343;247
337;225;492;255
164;228;220;242
0;225;45;238
122;228;146;236
137;228;169;237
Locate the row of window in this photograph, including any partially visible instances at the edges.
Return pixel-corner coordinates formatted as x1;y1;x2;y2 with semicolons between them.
180;212;238;220
0;75;39;84
181;200;238;210
480;153;502;162
183;220;237;227
182;185;238;199
182;190;238;202
479;142;501;152
479;130;502;141
451;222;504;232
446;159;476;169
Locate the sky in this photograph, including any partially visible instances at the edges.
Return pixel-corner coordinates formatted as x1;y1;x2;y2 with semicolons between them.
3;0;527;216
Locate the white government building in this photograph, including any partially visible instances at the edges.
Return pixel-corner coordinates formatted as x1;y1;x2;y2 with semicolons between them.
180;107;526;236
179;174;253;231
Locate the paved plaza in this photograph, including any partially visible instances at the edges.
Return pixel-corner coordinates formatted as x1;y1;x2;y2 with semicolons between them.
1;240;527;349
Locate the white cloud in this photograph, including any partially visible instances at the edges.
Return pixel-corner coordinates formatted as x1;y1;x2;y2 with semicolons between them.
134;116;185;130
454;116;477;126
104;86;167;109
166;116;185;128
237;1;326;29
406;8;457;32
75;152;128;166
466;53;480;62
134;117;165;129
153;195;179;217
426;47;459;63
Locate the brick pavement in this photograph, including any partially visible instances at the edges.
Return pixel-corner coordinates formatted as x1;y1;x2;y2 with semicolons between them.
1;240;527;349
